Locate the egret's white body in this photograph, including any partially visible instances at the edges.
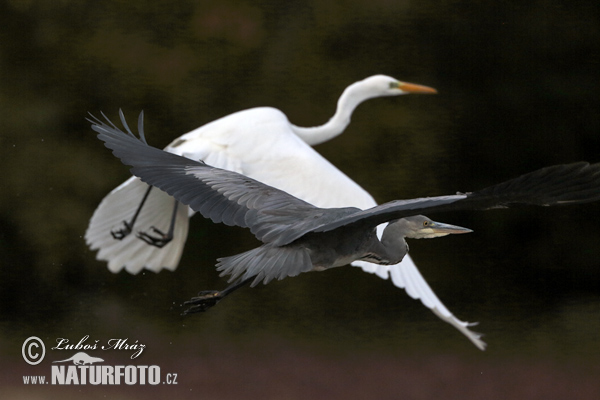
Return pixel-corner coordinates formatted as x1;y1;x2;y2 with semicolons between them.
86;75;485;349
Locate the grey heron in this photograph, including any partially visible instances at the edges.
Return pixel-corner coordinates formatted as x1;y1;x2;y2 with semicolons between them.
85;77;481;349
91;111;600;351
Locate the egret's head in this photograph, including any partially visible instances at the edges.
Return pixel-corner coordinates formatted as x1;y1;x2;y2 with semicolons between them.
392;215;472;239
358;75;438;97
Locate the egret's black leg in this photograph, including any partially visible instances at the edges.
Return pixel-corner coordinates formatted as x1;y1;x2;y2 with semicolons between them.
111;185;153;240
182;277;253;315
137;200;179;248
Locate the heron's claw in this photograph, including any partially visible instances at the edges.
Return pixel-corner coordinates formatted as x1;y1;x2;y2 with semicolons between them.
181;291;223;315
137;226;173;248
111;221;133;240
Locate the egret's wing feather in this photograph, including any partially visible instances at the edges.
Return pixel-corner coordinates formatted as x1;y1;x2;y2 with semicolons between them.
352;256;485;350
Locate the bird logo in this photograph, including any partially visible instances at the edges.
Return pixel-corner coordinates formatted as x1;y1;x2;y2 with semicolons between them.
53;352;104;365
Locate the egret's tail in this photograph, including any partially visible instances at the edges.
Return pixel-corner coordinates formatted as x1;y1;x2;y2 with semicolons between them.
85;176;190;274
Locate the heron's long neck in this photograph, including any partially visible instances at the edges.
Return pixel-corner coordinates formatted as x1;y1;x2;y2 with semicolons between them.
377;226;409;265
291;83;371;146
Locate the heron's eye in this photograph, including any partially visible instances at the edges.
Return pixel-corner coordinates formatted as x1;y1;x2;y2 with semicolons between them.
389;81;400;89
423;221;430;227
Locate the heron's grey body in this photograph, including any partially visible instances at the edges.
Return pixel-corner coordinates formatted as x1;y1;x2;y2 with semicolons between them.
91;111;600;348
218;218;406;285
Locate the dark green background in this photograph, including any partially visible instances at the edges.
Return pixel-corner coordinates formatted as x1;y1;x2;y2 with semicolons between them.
1;1;599;398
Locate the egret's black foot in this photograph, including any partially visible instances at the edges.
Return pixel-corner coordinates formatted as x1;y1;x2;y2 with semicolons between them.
111;221;133;240
182;290;224;315
137;226;173;248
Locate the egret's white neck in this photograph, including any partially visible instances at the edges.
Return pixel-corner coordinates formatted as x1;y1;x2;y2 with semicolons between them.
290;81;380;146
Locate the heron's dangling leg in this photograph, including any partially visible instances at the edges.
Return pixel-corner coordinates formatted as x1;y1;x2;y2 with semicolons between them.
137;200;179;248
182;277;253;315
111;184;153;240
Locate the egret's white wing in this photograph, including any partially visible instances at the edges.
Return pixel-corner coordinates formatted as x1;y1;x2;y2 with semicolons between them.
352;225;486;350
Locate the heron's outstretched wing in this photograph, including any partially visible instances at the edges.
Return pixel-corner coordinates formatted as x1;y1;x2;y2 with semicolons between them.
93;112;600;248
90;111;354;245
91;111;486;350
311;162;600;235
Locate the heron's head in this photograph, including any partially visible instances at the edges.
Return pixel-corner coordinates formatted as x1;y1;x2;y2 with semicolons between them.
358;75;438;97
392;215;472;239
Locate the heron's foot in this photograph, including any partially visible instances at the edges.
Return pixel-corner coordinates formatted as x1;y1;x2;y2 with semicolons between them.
137;226;173;248
181;290;224;315
111;221;133;240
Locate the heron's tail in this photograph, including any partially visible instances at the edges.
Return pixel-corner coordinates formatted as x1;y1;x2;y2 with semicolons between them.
216;245;313;287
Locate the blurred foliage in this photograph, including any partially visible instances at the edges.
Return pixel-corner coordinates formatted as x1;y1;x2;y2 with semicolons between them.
0;0;600;360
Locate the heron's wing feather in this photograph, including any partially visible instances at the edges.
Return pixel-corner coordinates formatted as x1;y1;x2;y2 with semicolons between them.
90;112;346;245
312;162;600;234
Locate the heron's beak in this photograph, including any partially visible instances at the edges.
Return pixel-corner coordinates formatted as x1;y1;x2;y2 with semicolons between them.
427;221;473;237
398;82;438;94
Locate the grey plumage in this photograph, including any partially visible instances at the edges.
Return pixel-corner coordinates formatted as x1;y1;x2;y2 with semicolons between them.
217;245;313;285
91;111;600;287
